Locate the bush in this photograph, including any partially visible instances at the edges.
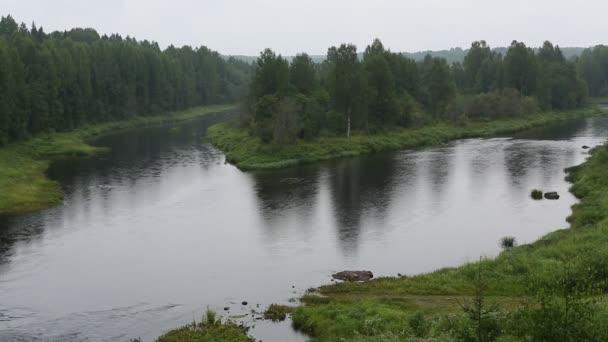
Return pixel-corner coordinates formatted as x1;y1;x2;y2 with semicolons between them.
531;189;543;200
500;236;517;250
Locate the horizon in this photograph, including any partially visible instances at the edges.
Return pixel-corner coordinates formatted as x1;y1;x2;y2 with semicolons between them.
3;0;608;56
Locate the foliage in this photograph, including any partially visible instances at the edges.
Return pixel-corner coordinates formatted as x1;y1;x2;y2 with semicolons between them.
240;38;594;148
531;189;543;200
263;304;295;321
0;15;251;147
500;237;517;250
157;315;253;342
208;108;603;170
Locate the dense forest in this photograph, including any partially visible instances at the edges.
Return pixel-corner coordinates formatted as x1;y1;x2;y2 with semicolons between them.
0;15;252;145
245;40;608;144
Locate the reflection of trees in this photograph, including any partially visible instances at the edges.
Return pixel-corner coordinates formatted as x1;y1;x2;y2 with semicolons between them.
328;153;398;255
0;113;232;267
504;143;537;188
251;165;321;231
426;148;453;197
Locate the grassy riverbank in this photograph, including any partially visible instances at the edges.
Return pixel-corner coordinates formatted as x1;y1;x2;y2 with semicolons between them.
208;107;606;171
289;142;608;341
0;104;236;216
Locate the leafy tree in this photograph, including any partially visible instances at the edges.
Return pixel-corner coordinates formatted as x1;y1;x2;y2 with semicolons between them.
326;44;368;137
504;41;537;96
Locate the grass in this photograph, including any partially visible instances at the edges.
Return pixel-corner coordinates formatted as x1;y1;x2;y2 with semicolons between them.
531;189;544;200
0;104;236;215
263;304;295;321
208;107;606;171
157;309;253;342
289;142;608;341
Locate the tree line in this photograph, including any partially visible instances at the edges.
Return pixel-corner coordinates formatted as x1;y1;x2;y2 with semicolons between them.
0;15;252;145
246;39;606;144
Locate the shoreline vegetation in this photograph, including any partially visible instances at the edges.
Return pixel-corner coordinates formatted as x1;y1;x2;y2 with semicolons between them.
284;142;608;341
0;104;236;216
209;106;606;171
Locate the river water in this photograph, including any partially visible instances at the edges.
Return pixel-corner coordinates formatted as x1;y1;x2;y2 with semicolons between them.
1;112;607;341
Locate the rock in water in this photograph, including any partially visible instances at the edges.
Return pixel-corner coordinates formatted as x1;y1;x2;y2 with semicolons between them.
582;145;590;149
332;271;374;281
544;192;560;200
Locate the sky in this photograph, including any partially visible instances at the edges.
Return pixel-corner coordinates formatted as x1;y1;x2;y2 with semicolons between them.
3;0;608;56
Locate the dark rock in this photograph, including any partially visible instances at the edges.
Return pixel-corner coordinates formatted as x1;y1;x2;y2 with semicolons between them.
242;301;248;306
224;307;230;311
582;145;590;149
332;270;374;282
544;192;560;200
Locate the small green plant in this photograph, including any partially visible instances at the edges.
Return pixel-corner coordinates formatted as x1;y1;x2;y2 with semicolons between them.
408;312;429;338
531;189;543;200
500;236;517;250
205;307;217;325
458;258;503;342
263;304;294;321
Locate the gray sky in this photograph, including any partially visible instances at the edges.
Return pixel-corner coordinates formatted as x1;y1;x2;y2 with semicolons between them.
3;0;607;55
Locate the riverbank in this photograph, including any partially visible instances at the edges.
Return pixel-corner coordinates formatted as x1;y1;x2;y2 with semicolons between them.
289;142;608;341
208;107;607;171
0;104;236;216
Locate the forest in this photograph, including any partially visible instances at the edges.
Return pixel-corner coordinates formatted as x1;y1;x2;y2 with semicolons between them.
0;15;251;145
245;39;608;144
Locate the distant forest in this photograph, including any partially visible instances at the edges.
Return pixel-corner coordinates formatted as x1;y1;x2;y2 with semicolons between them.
230;47;587;65
244;39;608;143
1;14;608;147
0;15;252;145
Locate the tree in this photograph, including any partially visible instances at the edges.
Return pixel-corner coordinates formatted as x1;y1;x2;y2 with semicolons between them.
290;53;317;95
419;55;455;118
504;41;537;96
326;44;367;137
363;39;399;127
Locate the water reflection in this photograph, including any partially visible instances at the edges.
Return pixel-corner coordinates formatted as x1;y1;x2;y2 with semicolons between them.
0;115;607;342
326;153;398;255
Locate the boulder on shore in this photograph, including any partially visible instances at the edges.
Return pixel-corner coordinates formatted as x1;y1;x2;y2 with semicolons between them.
544;192;560;200
332;271;374;282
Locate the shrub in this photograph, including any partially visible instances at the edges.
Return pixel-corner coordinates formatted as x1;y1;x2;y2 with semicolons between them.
531;189;543;200
500;236;517;250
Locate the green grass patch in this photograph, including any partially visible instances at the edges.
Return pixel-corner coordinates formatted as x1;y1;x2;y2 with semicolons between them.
208;107;605;171
263;304;295;321
157;311;253;342
0;104;236;215
290;142;608;341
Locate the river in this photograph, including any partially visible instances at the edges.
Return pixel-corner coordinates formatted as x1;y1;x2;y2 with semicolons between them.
1;112;607;341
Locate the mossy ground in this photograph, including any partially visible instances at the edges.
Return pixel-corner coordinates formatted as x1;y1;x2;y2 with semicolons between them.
208;107;606;171
0;104;235;215
290;143;608;341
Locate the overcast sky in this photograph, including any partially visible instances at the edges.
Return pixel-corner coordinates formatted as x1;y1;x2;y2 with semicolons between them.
3;0;607;56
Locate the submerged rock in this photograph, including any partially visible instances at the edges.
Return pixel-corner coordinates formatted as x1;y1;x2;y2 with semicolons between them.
582;145;591;149
332;270;374;281
544;192;560;200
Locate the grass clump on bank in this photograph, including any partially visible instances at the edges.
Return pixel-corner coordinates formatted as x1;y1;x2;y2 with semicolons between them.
290;143;608;341
208;107;605;171
0;104;235;216
263;304;295;321
157;309;253;342
530;189;544;200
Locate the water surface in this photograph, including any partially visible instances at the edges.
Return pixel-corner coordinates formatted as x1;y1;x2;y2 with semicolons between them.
1;113;607;341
